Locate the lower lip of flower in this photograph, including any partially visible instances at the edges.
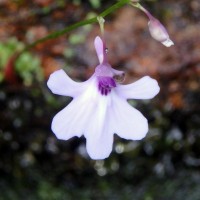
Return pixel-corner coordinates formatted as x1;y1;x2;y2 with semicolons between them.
97;76;116;96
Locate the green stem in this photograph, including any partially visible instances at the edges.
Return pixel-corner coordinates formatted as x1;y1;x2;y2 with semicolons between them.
97;16;105;36
24;0;130;51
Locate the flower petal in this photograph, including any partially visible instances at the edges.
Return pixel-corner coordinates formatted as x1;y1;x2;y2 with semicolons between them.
52;97;94;140
111;94;148;140
94;36;105;64
85;95;114;159
51;78;98;140
86;128;113;160
47;69;87;98
51;100;83;140
115;76;160;100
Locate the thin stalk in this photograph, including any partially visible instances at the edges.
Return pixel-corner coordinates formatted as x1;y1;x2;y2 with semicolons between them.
24;0;130;51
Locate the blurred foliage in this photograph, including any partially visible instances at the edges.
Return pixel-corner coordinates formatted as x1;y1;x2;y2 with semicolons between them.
0;38;43;85
73;0;101;8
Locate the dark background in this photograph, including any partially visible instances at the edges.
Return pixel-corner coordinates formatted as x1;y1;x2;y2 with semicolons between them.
0;0;200;199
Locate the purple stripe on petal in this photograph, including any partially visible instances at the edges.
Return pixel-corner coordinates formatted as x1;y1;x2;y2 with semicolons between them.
97;76;116;96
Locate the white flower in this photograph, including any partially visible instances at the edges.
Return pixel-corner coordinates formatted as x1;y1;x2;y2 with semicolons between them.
47;36;160;160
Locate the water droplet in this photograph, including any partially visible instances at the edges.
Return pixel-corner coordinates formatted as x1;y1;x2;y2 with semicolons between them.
105;48;108;53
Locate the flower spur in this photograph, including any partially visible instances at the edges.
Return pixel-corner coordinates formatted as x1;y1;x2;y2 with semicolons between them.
47;36;160;160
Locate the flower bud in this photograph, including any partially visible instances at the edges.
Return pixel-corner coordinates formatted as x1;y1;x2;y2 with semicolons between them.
131;2;174;47
148;17;174;47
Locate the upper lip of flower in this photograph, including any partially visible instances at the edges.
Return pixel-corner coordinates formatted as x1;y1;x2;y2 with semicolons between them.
94;36;127;96
47;35;160;160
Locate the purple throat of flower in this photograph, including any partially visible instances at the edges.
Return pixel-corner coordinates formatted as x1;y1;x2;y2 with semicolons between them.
97;76;116;96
